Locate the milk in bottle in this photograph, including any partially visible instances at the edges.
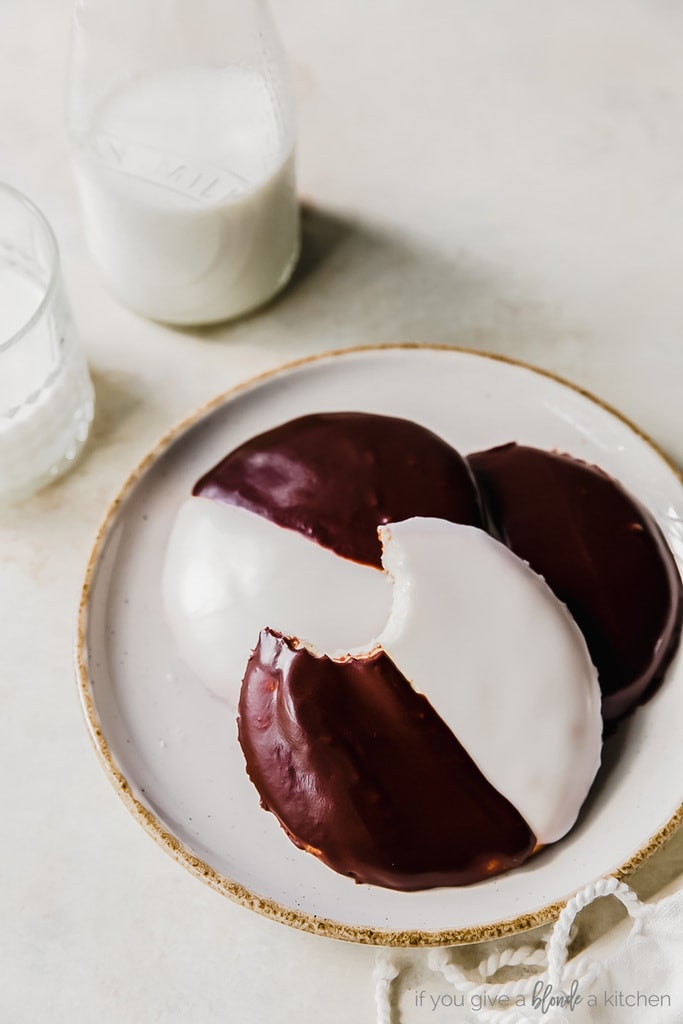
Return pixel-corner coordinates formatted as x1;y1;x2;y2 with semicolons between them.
69;1;299;325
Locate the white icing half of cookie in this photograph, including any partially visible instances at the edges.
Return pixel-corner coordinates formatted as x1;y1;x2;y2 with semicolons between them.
375;518;602;844
162;497;392;704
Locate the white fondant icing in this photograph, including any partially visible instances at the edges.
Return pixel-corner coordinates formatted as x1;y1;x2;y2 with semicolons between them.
162;497;392;704
375;518;602;844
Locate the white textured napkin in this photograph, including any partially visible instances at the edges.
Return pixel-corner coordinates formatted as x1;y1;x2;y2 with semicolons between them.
374;876;683;1024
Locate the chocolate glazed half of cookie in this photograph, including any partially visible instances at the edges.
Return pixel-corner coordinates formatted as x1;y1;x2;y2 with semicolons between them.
193;411;483;568
238;629;536;891
468;443;683;722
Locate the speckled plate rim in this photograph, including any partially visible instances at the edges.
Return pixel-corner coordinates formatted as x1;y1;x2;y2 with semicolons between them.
74;342;683;947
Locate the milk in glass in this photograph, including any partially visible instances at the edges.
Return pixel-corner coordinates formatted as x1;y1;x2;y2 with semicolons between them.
0;242;93;504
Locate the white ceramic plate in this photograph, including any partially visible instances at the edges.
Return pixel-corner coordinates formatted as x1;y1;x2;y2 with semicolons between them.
76;345;683;946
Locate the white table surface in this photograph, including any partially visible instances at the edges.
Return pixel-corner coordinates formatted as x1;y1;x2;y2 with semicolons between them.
2;1;683;1021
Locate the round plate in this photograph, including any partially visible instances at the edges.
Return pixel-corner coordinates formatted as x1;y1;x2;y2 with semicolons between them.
75;345;683;946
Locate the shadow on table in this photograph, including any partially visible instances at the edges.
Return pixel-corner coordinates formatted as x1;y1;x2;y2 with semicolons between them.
88;369;148;450
183;202;579;361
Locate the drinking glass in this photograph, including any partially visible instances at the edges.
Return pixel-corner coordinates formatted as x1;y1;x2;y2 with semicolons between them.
0;183;94;505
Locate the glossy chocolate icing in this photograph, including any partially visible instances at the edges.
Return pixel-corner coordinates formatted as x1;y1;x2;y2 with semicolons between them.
468;443;683;721
193;412;483;568
238;629;537;891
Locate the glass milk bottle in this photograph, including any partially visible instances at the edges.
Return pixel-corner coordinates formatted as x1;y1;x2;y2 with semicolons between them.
68;0;299;325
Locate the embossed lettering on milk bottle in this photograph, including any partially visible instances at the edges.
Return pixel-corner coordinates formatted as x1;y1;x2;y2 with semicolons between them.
68;1;299;325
